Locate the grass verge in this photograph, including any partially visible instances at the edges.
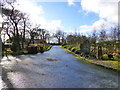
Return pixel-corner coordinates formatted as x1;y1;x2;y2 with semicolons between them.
3;45;53;56
61;46;120;72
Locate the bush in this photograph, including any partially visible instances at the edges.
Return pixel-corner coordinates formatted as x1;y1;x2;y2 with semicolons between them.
66;45;70;49
61;44;66;47
72;49;76;52
113;53;120;59
62;45;68;48
68;46;73;50
62;45;73;50
62;45;81;54
102;54;108;59
47;45;52;51
21;51;28;54
63;45;67;48
75;50;80;54
10;43;18;52
71;47;76;52
44;45;52;51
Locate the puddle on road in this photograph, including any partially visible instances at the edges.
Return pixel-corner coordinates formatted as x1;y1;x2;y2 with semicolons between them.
47;58;57;61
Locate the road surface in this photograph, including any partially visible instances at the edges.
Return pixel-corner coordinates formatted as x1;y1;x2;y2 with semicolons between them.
0;46;119;88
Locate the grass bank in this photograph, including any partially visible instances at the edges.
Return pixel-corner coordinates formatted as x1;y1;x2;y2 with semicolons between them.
61;46;120;72
3;44;53;56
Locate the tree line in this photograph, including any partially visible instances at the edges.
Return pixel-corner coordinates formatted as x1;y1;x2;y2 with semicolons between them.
0;0;51;53
60;25;120;59
0;0;120;59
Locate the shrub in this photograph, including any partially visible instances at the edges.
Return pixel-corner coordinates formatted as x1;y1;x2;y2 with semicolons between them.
75;50;80;54
66;45;70;49
21;51;28;54
71;47;76;52
44;45;52;51
113;53;120;58
102;54;108;59
61;44;66;47
68;46;73;50
10;43;18;52
63;45;81;54
63;45;67;48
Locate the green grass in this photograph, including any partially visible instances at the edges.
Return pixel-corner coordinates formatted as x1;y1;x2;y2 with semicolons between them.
61;45;120;71
44;45;52;51
74;55;85;60
3;44;53;55
74;54;119;71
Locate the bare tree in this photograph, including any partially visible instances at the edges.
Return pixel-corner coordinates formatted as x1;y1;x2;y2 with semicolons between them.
19;14;30;49
89;30;98;58
110;25;120;53
26;25;39;46
53;30;65;44
1;0;25;52
98;24;108;47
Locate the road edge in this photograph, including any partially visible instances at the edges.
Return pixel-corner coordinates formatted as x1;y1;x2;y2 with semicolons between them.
60;46;120;72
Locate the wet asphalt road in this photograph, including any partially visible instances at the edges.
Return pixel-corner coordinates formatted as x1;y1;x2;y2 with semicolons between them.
1;46;119;88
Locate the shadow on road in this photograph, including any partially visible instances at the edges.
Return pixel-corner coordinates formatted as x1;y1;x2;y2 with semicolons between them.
2;67;15;89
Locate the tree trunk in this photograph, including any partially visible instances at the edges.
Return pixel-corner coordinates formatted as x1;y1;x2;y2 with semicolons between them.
15;23;21;50
58;38;60;44
21;20;26;49
0;36;3;61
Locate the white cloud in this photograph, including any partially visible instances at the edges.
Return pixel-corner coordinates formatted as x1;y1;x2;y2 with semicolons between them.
16;0;45;25
42;20;62;32
68;0;75;6
16;0;44;15
79;0;118;33
92;19;112;30
79;25;92;33
79;19;113;33
15;0;63;32
81;0;119;23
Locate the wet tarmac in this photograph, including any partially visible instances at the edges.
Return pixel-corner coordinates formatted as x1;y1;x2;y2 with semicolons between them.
0;46;119;88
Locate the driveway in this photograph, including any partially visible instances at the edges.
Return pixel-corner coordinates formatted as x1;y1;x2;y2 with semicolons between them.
0;46;119;88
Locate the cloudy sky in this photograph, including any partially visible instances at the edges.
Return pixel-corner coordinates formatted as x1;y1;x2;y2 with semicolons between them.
1;0;119;34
